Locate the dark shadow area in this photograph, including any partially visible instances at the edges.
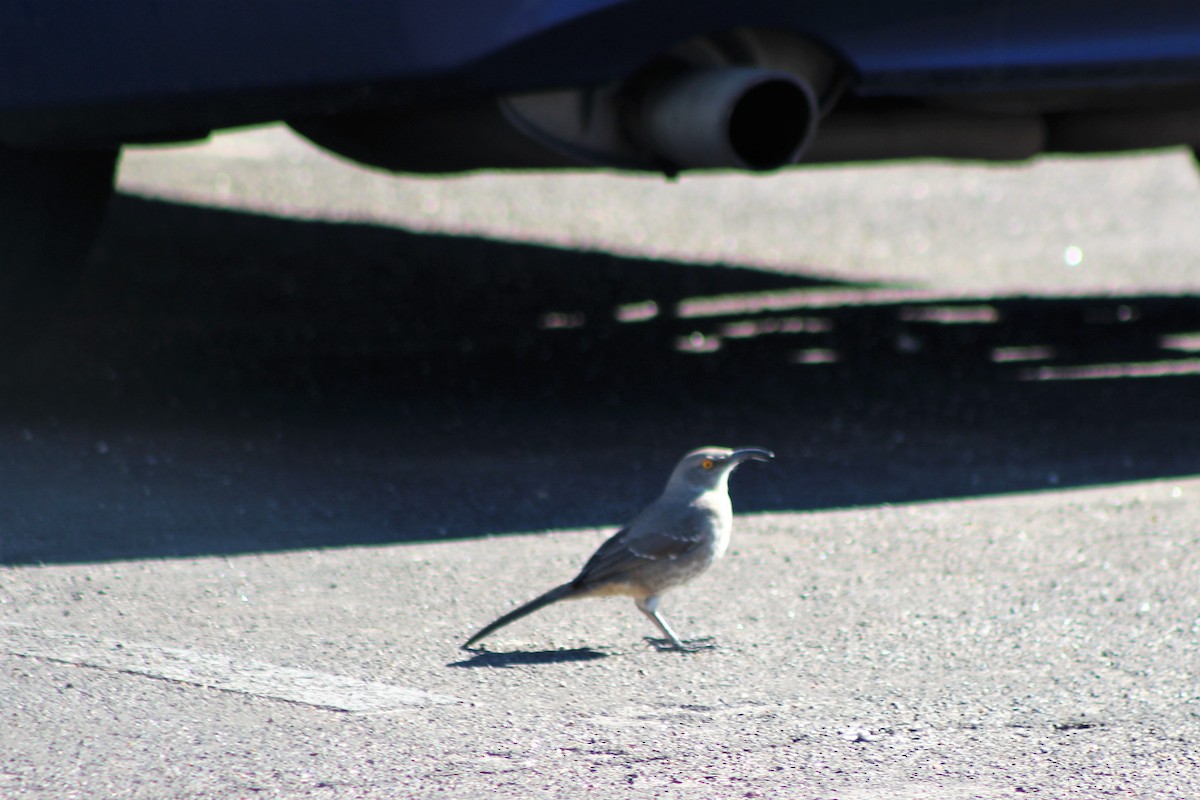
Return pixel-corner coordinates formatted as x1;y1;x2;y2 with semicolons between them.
448;647;610;669
1;193;1198;564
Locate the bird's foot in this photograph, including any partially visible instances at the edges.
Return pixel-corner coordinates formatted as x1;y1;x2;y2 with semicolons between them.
644;636;716;653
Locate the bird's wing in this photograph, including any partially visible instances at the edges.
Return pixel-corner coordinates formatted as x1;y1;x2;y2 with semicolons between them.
574;503;711;588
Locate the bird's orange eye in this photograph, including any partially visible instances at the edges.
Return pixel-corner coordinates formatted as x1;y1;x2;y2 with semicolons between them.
701;459;714;470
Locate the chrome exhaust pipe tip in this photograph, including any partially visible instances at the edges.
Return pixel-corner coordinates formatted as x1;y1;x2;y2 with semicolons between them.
638;67;819;172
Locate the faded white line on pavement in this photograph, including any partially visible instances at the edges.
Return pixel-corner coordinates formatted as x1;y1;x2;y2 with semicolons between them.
1;623;459;712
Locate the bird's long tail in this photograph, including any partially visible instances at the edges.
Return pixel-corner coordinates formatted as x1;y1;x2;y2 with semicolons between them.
463;583;578;648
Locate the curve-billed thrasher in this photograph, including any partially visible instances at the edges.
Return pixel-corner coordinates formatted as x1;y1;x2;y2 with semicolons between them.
464;446;773;652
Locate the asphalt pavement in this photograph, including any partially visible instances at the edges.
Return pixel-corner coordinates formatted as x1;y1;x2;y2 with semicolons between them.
2;127;1199;798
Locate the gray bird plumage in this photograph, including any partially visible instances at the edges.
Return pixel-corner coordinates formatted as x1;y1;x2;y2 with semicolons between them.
464;445;773;652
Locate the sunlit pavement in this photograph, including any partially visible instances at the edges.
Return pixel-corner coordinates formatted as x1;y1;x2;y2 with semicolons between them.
2;128;1199;798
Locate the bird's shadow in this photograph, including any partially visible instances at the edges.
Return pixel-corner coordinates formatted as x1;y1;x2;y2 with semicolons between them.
448;646;610;668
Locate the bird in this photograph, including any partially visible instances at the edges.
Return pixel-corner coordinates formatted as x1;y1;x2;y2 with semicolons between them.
463;446;773;652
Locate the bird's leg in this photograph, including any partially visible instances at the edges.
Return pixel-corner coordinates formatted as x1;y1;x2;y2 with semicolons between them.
636;596;716;652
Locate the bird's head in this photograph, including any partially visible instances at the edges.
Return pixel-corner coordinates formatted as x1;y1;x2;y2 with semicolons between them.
665;446;774;494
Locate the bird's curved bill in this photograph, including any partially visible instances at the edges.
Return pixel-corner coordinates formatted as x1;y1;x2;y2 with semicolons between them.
731;447;774;462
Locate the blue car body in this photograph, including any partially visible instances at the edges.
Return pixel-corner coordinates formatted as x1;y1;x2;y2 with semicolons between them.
4;1;1200;162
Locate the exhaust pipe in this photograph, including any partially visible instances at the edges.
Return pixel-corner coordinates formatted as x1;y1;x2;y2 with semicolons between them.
635;67;819;172
290;32;837;175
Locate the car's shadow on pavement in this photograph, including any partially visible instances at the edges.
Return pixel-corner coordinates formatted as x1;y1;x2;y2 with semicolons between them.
2;193;1199;564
